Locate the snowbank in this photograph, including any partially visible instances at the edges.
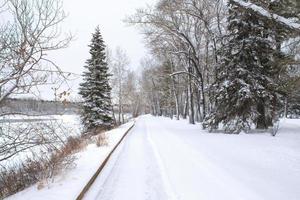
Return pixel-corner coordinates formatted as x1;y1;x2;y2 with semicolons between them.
6;121;134;200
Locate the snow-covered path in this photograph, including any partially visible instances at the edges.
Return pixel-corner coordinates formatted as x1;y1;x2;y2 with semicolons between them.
84;115;300;200
84;116;172;200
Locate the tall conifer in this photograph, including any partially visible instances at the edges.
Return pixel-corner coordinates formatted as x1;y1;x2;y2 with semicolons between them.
205;0;281;133
79;27;114;132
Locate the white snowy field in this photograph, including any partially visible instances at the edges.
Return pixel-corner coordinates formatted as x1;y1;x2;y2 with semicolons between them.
6;115;300;200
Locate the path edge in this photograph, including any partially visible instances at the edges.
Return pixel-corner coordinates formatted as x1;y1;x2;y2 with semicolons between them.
76;122;135;200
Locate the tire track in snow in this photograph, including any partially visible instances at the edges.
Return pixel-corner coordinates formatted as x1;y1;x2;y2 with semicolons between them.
146;128;180;200
84;117;171;200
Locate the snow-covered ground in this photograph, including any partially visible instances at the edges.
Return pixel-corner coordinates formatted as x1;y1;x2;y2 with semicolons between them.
85;115;300;200
7;115;300;200
0;114;82;168
6;121;134;200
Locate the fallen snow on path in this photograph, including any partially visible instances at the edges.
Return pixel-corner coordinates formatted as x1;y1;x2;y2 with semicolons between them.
6;121;134;200
86;115;300;200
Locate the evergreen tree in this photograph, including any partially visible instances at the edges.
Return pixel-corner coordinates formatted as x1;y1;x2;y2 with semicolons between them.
204;0;281;133
251;0;300;119
268;0;300;117
269;0;300;19
79;27;114;132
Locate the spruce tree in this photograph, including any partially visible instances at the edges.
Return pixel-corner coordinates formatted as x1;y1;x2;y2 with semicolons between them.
205;0;281;133
79;27;114;132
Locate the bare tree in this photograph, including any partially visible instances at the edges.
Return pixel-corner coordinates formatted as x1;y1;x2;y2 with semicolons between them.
123;71;141;118
128;0;227;123
0;0;72;105
0;0;74;170
110;47;130;124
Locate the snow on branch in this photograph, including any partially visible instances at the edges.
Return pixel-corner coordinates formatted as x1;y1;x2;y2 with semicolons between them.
232;0;300;30
170;71;198;80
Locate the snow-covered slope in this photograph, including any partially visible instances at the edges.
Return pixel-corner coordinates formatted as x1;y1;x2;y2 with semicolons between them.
7;115;300;200
6;121;134;200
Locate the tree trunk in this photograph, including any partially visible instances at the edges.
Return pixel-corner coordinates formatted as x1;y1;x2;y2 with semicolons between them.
199;74;206;120
188;67;195;124
174;93;180;120
170;65;180;120
121;105;124;123
195;89;203;122
284;96;288;118
183;90;188;119
256;102;267;129
118;100;121;125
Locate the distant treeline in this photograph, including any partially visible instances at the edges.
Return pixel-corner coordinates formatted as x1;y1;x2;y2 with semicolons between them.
0;98;81;116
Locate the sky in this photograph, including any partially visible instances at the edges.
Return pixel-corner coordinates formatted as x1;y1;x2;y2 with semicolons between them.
45;0;155;100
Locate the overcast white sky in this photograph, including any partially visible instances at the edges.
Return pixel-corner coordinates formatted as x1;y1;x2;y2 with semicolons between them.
46;0;155;100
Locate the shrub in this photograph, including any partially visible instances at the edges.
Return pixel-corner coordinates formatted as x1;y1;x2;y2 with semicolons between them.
0;135;86;199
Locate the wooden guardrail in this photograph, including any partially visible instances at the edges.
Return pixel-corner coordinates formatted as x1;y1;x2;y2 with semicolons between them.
76;122;135;200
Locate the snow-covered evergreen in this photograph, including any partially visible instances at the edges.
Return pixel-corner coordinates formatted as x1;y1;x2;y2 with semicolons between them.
205;0;282;133
79;27;114;131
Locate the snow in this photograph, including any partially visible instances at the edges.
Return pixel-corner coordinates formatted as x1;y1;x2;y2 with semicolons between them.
232;0;300;29
6;115;300;200
6;121;134;200
0;114;82;168
86;115;300;200
81;116;300;200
